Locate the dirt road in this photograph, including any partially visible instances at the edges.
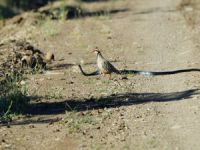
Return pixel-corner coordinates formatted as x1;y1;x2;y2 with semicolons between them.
1;0;200;149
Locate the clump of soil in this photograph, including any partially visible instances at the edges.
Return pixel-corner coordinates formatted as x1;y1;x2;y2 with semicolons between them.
0;39;47;76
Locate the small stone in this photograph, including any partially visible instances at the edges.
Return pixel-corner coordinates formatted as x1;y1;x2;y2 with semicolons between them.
136;115;141;118
184;6;193;12
89;135;93;139
55;138;60;141
80;111;87;116
4;144;12;148
47;77;51;80
39;78;44;81
49;122;53;125
29;124;35;128
121;76;128;80
69;81;74;84
98;109;103;113
55;129;60;132
20;80;26;85
82;130;86;135
120;113;124;116
90;110;98;116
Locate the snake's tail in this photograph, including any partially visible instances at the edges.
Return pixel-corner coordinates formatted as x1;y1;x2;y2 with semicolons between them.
78;65;100;76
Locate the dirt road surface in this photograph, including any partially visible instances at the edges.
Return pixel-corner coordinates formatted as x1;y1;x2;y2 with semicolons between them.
1;0;200;149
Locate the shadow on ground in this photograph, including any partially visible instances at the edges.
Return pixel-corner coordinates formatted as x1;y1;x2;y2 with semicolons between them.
0;5;17;19
28;89;199;114
1;89;198;126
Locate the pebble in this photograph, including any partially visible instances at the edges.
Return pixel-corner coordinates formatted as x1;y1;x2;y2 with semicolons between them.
90;110;98;116
82;130;86;135
121;76;128;80
54;129;60;132
89;135;93;139
80;111;87;116
98;109;103;113
47;77;52;80
29;124;35;128
20;80;26;85
184;6;193;12
39;78;44;81
55;138;60;141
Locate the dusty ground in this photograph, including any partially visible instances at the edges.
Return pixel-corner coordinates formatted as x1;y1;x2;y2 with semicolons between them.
1;0;200;149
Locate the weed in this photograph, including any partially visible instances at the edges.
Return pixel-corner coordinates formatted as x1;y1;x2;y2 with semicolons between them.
123;145;130;150
0;72;30;123
40;19;60;37
102;111;112;121
90;144;104;150
44;88;64;100
65;111;98;133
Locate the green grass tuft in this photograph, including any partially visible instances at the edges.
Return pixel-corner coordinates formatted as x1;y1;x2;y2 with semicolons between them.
0;72;30;123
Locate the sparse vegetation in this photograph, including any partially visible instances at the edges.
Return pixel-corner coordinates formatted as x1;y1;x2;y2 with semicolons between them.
64;111;99;133
40;19;60;37
0;72;30;122
44;88;64;99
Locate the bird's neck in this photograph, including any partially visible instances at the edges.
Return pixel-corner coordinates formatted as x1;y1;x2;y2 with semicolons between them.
97;52;104;60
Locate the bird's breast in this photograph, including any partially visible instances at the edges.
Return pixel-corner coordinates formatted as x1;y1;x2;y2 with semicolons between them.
97;57;104;71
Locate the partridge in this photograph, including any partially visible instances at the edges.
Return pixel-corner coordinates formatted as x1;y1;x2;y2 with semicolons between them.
93;47;120;78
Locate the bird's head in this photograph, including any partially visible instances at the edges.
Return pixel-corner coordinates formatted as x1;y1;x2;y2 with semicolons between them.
92;47;101;55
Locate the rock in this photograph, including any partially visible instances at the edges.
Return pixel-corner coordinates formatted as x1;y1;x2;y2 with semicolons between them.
29;124;35;128
54;129;60;132
20;80;26;85
121;76;128;80
90;110;98;116
47;77;52;80
89;135;93;139
82;130;87;135
98;109;103;114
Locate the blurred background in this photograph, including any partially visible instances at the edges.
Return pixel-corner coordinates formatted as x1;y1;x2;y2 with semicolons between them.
0;0;55;19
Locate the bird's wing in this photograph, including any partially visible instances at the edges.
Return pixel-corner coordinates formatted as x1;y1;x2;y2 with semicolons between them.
104;60;119;73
